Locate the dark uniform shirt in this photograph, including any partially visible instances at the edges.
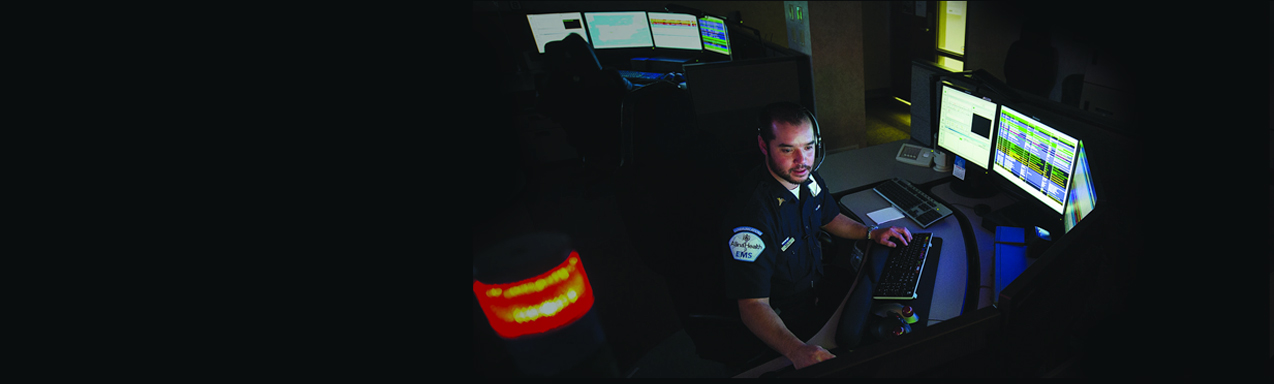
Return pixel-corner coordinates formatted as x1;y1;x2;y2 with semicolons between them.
723;164;840;314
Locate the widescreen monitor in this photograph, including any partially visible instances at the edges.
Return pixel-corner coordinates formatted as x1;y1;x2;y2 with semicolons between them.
991;104;1080;214
583;11;654;49
527;12;588;54
1062;141;1095;233
648;12;701;50
937;82;999;170
698;15;731;56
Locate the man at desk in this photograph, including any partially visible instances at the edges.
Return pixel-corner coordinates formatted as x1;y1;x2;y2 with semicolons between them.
723;102;912;369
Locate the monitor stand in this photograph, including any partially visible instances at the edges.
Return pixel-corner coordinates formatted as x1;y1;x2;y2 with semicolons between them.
948;169;998;199
980;199;1064;238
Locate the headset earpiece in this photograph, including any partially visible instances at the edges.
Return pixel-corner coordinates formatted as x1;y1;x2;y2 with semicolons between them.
804;106;824;172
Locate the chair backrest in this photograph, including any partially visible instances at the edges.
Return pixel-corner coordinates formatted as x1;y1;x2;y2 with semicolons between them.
620;81;698;166
1061;74;1085;108
538;33;632;168
542;33;601;82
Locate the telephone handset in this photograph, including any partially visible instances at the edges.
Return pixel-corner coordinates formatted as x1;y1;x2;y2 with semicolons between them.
895;143;933;167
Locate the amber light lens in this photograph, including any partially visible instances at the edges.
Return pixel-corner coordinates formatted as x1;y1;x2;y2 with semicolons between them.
473;251;595;339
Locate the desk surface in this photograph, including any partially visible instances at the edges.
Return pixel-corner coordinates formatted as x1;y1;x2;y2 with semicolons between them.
821;139;1024;316
839;189;967;323
817;140;951;194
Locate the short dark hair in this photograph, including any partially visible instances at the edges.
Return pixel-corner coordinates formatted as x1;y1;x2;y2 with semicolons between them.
757;102;811;143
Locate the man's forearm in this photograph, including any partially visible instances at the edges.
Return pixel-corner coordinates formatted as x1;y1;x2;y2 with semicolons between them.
737;298;805;357
823;214;871;240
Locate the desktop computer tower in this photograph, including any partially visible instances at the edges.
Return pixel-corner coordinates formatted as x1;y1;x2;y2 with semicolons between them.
909;60;948;147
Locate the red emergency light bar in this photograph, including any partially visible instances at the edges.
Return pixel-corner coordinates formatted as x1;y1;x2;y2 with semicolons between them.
473;251;595;339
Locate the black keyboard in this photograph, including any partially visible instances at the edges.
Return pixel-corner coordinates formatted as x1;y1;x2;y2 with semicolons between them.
872;233;933;300
873;178;952;228
617;70;665;84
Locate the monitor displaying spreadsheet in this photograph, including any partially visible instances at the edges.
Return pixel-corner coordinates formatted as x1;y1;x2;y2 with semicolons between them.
991;105;1080;214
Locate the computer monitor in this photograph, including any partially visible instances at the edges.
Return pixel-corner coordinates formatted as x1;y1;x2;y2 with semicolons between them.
647;12;701;50
991;104;1080;215
527;12;588;54
698;15;731;57
1062;140;1095;233
936;80;1001;198
937;82;998;170
583;11;654;50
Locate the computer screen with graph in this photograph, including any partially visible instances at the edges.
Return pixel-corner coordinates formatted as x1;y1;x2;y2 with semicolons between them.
527;12;588;54
991;104;1080;215
583;11;654;49
1062;140;1095;233
648;12;701;50
698;15;731;56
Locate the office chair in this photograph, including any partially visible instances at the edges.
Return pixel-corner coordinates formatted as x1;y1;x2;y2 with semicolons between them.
1003;22;1059;99
611;119;773;370
537;33;632;170
1061;74;1084;108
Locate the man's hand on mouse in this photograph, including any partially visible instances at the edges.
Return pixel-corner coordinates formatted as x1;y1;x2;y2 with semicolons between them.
872;226;913;247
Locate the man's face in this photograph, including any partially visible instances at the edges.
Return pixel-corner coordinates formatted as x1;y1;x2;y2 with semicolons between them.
760;119;817;187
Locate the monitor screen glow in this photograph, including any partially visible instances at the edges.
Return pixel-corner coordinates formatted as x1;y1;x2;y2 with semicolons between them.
937;83;998;169
527;12;588;54
584;11;654;49
648;12;701;50
698;15;730;56
991;105;1080;214
1062;141;1095;233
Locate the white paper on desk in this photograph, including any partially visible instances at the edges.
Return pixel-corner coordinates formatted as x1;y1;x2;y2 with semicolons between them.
867;207;905;225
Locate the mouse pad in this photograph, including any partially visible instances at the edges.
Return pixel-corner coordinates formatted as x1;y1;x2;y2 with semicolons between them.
867;237;944;331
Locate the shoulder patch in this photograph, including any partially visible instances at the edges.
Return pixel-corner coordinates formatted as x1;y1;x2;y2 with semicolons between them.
733;226;763;237
729;231;765;262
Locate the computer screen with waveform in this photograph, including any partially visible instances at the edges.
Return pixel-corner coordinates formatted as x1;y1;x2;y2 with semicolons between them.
991;105;1080;215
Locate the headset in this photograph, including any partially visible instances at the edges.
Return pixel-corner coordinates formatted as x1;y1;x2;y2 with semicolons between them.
758;102;824;172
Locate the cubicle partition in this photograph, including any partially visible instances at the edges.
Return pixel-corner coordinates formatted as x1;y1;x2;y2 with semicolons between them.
682;54;816;175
